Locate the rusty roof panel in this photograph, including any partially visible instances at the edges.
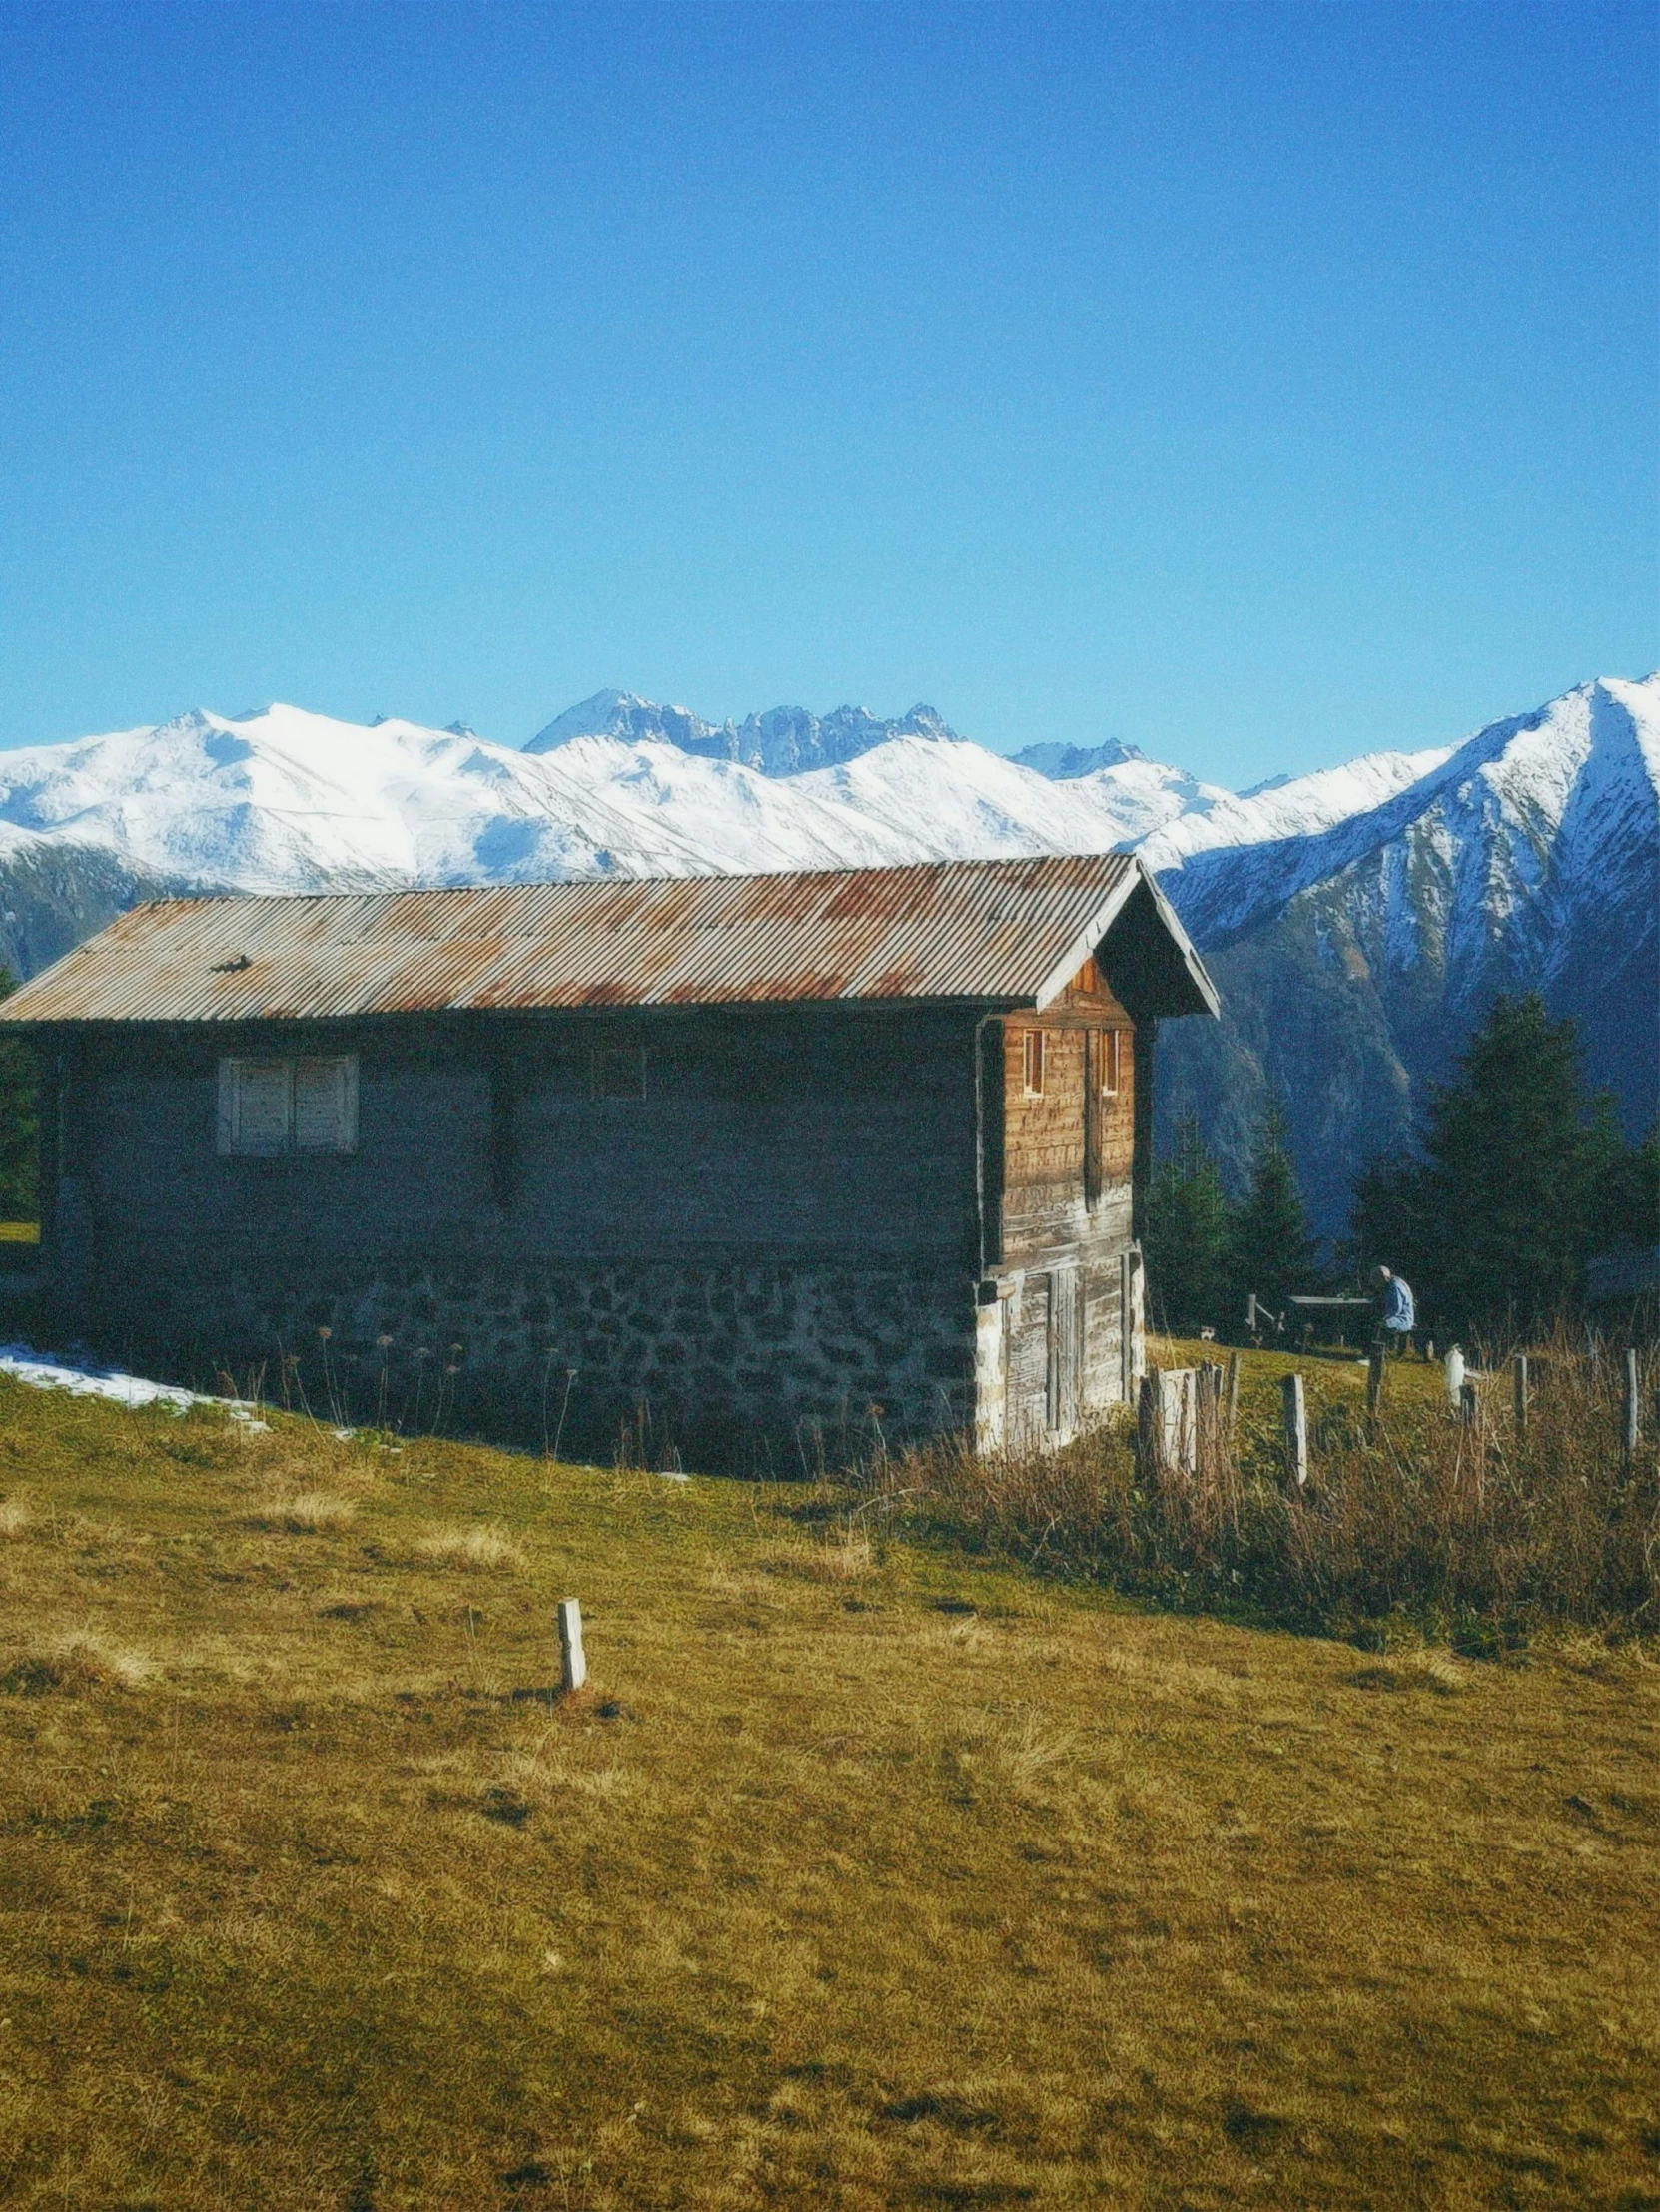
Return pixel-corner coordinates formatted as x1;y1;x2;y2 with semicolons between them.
0;853;1219;1026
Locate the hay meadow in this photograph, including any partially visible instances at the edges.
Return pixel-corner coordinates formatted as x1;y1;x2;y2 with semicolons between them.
0;1348;1656;2208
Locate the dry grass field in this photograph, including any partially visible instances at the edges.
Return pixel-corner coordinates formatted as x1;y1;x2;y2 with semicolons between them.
0;1360;1656;2209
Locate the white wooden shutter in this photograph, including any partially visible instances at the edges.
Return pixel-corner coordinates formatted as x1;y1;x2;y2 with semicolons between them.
230;1061;292;1154
293;1057;358;1153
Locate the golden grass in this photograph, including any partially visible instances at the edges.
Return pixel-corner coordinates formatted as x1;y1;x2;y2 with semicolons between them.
413;1521;526;1571
0;1220;38;1243
257;1487;360;1533
0;1372;1655;2208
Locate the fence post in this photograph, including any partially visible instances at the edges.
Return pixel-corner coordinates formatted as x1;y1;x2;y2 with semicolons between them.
557;1597;587;1693
1196;1362;1218;1495
1512;1353;1528;1438
1224;1350;1241;1438
1459;1379;1479;1429
1137;1372;1155;1476
1280;1372;1307;1490
1624;1349;1641;1464
1139;1369;1199;1488
1366;1342;1385;1420
1444;1345;1465;1411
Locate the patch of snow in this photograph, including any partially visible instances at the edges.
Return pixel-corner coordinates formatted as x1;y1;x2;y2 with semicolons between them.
0;1342;268;1425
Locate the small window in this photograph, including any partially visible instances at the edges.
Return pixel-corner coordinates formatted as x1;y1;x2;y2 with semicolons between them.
591;1043;646;1102
218;1056;358;1155
1100;1029;1122;1097
1023;1030;1045;1098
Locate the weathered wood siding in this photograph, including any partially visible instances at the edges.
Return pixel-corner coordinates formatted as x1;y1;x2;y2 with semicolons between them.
63;1005;980;1265
43;1003;988;1462
984;959;1141;1447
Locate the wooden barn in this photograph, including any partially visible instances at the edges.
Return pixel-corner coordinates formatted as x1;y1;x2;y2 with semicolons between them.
0;854;1218;1464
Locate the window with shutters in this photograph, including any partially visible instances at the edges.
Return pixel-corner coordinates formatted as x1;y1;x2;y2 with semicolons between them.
218;1056;358;1155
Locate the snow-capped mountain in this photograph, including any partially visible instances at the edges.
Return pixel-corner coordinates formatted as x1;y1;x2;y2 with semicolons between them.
1147;677;1659;1226
529;687;1154;784
527;689;960;774
0;674;1651;1230
0;702;1226;890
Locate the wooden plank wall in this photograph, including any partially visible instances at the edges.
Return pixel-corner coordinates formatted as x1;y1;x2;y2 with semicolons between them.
45;1002;994;1458
65;1003;986;1278
995;959;1139;1444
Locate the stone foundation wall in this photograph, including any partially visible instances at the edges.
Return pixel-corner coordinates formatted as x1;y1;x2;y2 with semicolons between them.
89;1252;978;1472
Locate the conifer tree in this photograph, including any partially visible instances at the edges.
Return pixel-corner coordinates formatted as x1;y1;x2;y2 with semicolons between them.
1229;1103;1315;1322
1145;1113;1232;1331
1352;992;1633;1337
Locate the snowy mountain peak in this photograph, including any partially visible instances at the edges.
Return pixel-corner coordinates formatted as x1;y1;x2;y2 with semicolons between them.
1010;738;1149;779
526;690;961;774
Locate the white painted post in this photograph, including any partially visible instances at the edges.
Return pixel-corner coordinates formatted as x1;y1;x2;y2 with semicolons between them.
1444;1345;1465;1411
1280;1373;1307;1490
1138;1369;1198;1487
557;1598;587;1694
1623;1349;1641;1464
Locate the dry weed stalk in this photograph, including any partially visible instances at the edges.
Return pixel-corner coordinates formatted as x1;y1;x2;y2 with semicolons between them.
859;1327;1659;1641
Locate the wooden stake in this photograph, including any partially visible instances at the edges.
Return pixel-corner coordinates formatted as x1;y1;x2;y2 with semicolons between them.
557;1597;587;1694
1366;1343;1385;1420
1512;1353;1528;1438
1224;1350;1241;1438
1623;1349;1641;1463
1280;1373;1307;1490
1139;1369;1199;1487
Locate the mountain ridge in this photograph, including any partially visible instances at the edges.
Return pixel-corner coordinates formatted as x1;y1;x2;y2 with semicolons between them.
0;674;1651;1231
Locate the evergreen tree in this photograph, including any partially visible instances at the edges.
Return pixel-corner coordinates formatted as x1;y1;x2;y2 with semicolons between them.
0;968;36;1222
1144;1113;1232;1330
1229;1103;1315;1322
1589;1113;1659;1253
1351;992;1631;1337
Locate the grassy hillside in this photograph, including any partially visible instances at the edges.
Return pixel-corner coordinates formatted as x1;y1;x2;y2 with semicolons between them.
0;1365;1656;2208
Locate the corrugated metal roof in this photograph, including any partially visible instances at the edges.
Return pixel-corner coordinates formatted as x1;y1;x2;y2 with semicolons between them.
0;854;1219;1026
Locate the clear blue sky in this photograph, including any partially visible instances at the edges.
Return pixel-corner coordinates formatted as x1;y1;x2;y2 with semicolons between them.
0;1;1653;785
